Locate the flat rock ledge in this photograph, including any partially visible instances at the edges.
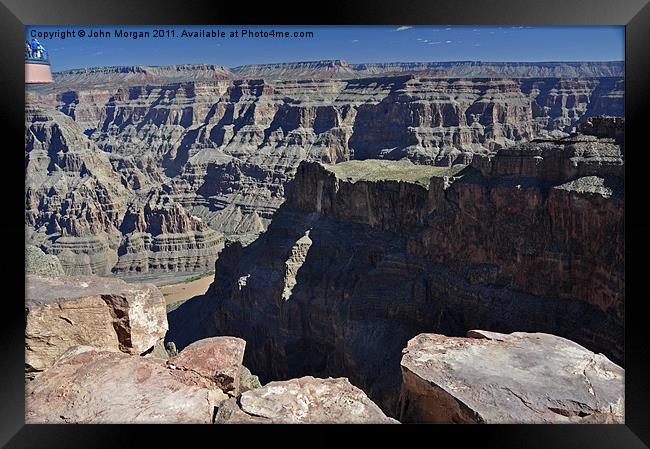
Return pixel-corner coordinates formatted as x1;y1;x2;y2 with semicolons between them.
399;330;624;424
25;275;168;379
215;376;398;424
26;336;248;424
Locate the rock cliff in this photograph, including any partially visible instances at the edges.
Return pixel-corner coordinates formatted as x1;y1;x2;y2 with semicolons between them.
26;340;236;423
167;128;624;416
42;61;624;86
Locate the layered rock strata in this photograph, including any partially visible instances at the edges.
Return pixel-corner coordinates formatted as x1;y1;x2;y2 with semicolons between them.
25;100;128;274
39;61;624;87
168;132;624;415
229;60;624;80
113;190;224;273
25;275;167;379
399;331;624;423
25;97;224;274
27;68;624;254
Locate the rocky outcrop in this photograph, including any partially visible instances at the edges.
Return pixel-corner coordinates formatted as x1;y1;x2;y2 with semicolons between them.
578;115;625;148
25;275;167;379
25;244;64;276
168;132;623;416
399;331;624;423
26;344;230;423
26;332;393;424
215;376;398;424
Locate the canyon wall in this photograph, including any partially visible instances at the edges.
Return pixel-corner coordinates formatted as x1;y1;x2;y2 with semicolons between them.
167;127;624;416
26;63;623;274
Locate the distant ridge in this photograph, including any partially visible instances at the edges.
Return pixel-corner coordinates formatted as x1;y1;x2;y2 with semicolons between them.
230;60;624;79
35;60;623;94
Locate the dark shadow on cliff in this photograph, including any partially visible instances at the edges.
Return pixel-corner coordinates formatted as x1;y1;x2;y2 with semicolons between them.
167;190;623;417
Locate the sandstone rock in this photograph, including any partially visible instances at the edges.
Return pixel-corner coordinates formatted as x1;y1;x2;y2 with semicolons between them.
26;345;228;423
399;331;624;424
25;244;64;276
168;336;245;395
25;275;167;378
217;376;397;424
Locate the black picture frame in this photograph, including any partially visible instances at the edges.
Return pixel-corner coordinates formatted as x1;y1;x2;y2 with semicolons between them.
2;0;648;447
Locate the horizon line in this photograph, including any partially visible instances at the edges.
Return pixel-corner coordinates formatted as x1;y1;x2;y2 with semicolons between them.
52;59;625;74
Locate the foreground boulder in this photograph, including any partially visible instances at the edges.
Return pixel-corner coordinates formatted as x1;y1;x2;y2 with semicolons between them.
26;337;248;423
168;337;246;396
215;376;398;424
25;275;168;379
399;331;624;424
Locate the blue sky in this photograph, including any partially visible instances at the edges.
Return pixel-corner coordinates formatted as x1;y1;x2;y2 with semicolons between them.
25;25;624;72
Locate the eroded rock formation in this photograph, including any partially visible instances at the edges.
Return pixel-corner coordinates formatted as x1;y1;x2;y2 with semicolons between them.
26;64;624;275
25;96;224;275
168;129;624;416
399;331;624;423
25;275;167;378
